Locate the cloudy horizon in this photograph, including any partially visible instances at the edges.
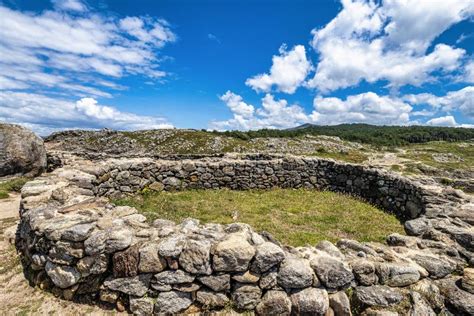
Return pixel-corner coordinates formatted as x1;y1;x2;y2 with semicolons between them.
1;0;473;135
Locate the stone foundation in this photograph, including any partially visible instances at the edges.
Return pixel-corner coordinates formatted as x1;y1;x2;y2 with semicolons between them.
16;153;474;315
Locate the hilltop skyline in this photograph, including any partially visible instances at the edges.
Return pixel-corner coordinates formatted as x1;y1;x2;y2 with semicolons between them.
0;0;473;135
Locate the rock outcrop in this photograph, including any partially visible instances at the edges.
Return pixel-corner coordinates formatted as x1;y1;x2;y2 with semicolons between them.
0;123;47;176
15;153;474;315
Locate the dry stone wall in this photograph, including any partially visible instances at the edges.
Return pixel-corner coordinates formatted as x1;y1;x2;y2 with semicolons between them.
16;153;474;315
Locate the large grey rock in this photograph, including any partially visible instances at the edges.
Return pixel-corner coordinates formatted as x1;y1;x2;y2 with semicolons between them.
380;263;420;287
84;227;133;255
277;257;314;289
129;296;154;316
352;260;377;286
461;267;474;294
290;287;329;316
103;274;151;296
61;223;95;242
436;277;474;315
179;239;212;275
252;242;285;273
329;291;352;316
45;261;81;289
409;254;456;279
212;234;255;272
196;290;229;309
232;284;262;310
154;270;195;284
409;291;435;316
198;274;231;292
256;290;291;316
355;285;404;307
410;279;444;312
310;255;353;290
138;243;167;273
154;291;193;314
76;254;108;277
0;123;47;176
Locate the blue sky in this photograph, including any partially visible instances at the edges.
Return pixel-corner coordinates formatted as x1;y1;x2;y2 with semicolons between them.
0;0;473;135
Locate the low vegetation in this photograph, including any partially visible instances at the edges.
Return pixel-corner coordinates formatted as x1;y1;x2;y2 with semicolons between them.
214;124;474;146
0;177;28;199
113;188;404;246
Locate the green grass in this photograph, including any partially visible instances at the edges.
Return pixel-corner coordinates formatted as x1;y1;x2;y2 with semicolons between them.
0;177;28;199
310;148;368;164
113;188;404;247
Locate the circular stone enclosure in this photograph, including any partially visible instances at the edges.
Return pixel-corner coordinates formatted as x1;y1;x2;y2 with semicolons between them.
16;153;474;315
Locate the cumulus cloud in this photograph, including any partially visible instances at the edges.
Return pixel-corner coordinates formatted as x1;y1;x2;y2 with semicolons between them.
0;92;173;135
51;0;88;12
210;92;308;130
310;92;412;125
308;0;473;93
246;45;312;94
404;86;474;119
464;60;474;83
426;115;457;127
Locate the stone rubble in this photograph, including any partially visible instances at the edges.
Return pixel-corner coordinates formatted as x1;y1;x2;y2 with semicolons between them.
15;153;474;315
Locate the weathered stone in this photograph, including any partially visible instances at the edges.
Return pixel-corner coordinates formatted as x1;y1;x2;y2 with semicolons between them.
253;241;285;273
45;261;81;289
384;264;420;287
130;296;154;316
104;274;151;296
154;269;195;284
404;218;429;236
84;227;133;255
148;182;164;191
316;240;345;259
99;289;119;304
355;285;404;307
259;269;278;289
179;239;212;275
61;223;95;242
329;291;352;316
212;234;255;272
410;279;444;312
138;243;167;273
173;282;200;292
76;254;108;277
461;267;474;294
277;257;313;289
232;270;260;283
290;287;329;316
158;235;185;257
409;254;456;279
196;290;229;309
256;290;291;316
113;243;140;277
409;291;435;316
352;260;377;286
232;283;262;310
311;255;353;290
436;277;474;315
198;274;231;292
0;123;47;176
154;291;193;314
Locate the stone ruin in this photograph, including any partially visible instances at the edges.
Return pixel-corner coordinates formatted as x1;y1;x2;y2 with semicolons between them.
15;152;474;315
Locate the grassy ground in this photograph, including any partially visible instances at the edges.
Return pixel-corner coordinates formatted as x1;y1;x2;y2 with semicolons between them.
113;188;404;246
0;178;28;199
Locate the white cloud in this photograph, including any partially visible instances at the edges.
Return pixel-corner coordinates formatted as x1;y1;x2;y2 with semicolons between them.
0;92;173;135
464;60;474;83
246;45;312;94
404;86;474;119
51;0;88;12
210;92;308;130
426;115;457;127
0;5;176;96
310;92;412;125
308;0;473;93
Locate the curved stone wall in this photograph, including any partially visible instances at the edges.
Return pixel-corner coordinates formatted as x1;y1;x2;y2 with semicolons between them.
16;153;474;315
